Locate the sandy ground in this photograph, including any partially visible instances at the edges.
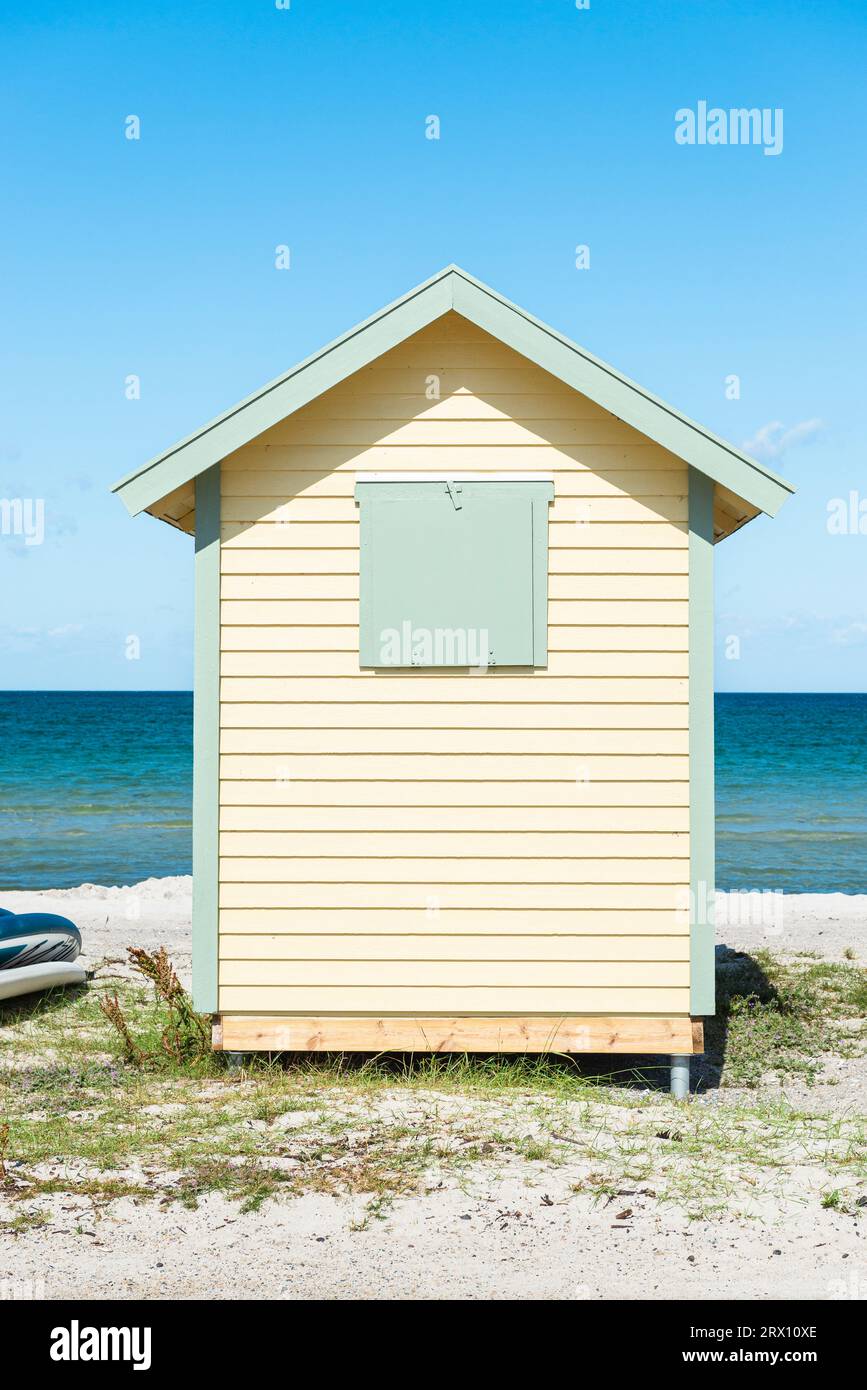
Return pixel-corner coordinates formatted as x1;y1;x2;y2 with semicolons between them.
1;878;865;1302
716;889;866;962
4;1180;865;1302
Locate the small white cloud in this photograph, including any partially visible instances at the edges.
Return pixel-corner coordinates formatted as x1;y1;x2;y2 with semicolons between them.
830;622;867;648
47;623;84;638
742;418;824;461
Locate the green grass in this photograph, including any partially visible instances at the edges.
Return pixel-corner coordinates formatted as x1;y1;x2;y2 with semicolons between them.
706;949;867;1087
1;946;865;1225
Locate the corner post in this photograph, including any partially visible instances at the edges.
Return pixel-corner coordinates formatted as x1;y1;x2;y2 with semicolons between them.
192;462;221;1013
688;468;715;1019
670;1056;691;1099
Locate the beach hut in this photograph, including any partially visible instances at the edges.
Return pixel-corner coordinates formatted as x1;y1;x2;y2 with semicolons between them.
112;266;793;1093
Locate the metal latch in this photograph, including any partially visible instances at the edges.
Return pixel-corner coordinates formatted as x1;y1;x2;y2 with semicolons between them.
445;480;463;510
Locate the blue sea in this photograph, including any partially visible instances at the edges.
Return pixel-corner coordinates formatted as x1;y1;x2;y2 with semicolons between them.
0;693;193;891
0;692;865;893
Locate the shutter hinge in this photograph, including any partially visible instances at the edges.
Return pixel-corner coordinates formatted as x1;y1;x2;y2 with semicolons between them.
445;480;463;510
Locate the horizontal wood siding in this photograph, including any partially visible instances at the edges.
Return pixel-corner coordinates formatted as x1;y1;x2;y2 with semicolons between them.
218;313;690;1016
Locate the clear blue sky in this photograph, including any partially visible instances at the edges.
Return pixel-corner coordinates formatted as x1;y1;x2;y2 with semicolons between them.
1;0;864;691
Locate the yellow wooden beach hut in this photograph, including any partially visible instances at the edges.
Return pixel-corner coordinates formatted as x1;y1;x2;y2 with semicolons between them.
112;266;793;1092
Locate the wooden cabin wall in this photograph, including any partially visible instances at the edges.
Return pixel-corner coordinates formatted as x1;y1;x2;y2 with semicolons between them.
216;312;691;1017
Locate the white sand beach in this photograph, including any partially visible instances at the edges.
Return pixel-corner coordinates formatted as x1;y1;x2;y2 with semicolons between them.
1;878;865;1302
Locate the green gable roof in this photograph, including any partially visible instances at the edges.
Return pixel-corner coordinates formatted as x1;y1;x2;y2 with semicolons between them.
111;264;794;521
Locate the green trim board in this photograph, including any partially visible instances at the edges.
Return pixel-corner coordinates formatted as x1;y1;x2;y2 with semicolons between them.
355;480;553;668
111;265;794;525
688;466;716;1017
191;463;220;1013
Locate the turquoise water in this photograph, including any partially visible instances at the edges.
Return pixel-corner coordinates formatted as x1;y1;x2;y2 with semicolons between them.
0;691;864;892
715;692;867;893
0;692;192;890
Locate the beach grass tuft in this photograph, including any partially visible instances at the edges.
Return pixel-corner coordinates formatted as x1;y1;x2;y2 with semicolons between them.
98;947;214;1072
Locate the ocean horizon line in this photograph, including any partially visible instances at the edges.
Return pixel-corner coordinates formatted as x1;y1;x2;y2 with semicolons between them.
2;689;867;698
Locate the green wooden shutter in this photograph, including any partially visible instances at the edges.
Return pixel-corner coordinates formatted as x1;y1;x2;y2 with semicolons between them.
356;480;552;668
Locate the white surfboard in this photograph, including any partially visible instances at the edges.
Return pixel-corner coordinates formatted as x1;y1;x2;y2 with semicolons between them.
0;961;87;1002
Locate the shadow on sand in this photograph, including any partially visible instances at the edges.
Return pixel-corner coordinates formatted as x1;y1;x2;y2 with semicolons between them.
0;981;89;1028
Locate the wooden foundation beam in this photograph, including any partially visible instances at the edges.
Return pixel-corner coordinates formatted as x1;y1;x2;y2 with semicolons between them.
214;1015;704;1055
